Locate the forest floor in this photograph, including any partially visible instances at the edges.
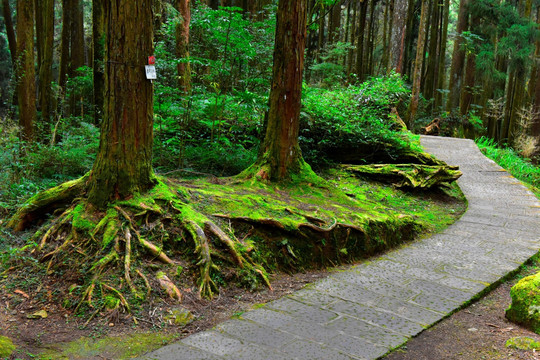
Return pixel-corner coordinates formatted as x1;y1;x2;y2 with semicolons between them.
0;174;469;360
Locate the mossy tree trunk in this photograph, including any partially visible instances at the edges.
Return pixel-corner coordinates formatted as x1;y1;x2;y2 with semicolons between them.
176;0;191;94
87;0;156;209
16;0;36;141
252;0;308;182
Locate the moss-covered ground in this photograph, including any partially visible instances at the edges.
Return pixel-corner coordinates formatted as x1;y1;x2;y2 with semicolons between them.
0;161;465;359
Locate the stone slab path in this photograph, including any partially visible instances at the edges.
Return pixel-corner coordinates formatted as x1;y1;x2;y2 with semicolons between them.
139;136;540;360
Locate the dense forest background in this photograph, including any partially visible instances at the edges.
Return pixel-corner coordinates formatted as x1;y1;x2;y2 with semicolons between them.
0;0;539;213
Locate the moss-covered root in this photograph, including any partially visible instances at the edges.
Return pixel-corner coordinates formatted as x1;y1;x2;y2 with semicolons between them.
6;173;89;231
506;272;540;334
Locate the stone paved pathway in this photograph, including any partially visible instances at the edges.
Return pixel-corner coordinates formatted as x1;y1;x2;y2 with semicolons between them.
139;136;540;360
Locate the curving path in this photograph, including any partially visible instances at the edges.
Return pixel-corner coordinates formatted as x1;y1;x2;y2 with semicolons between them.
139;136;540;360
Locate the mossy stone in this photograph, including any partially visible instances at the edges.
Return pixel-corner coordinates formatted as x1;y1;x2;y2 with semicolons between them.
0;335;16;358
506;336;540;350
164;308;194;327
506;272;540;333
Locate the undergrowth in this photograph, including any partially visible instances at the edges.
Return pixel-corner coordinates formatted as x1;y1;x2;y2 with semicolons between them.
476;137;540;197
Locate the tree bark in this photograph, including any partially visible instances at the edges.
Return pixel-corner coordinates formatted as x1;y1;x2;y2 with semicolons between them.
355;0;368;81
87;0;156;208
16;0;36;141
176;0;192;94
93;0;105;125
2;0;16;64
37;0;55;123
390;0;408;73
446;0;468;113
254;0;308;181
434;0;449;110
59;0;71;92
329;0;342;44
407;0;428;127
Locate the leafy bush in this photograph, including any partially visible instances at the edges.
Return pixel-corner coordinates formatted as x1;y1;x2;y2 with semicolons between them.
300;73;419;168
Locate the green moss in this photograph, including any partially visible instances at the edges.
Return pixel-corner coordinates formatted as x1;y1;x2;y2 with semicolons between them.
38;331;178;360
506;272;540;333
163;308;194;326
506;336;540;350
0;335;15;358
71;203;96;232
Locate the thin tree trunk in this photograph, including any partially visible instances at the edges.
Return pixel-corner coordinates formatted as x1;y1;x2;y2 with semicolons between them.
2;0;16;64
447;0;468;113
176;0;192;94
407;0;428;127
59;0;71;94
423;0;440;105
434;0;449;110
347;0;358;76
16;0;36;141
329;0;342;44
355;0;368;81
88;0;156;208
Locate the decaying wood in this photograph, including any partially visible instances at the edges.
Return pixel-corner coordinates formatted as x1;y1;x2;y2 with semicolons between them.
342;163;462;189
422;118;442;135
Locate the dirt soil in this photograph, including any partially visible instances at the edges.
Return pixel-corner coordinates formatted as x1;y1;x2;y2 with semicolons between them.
384;266;540;360
0;267;329;359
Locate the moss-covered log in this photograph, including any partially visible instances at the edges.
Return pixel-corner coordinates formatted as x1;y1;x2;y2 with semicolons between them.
342;163;462;188
6;174;89;231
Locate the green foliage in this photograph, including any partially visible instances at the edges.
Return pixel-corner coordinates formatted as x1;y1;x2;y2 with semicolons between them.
476;137;540;197
310;42;354;85
0;119;98;213
300;73;417;167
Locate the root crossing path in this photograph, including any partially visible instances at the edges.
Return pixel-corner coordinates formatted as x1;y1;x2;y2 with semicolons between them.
138;136;540;360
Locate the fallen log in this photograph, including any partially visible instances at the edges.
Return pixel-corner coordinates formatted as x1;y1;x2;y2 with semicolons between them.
341;163;462;189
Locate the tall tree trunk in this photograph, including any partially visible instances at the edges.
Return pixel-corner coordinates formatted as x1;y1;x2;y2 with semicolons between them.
88;0;156;209
2;0;16;64
434;0;449;110
37;0;55;123
347;0;358;77
16;0;36;141
69;0;85;116
407;0;428;127
423;0;440;105
316;4;325;63
176;0;192;94
355;0;368;81
402;0;416;78
93;0;105;125
329;0;342;44
390;0;408;73
366;0;376;75
446;0;468;113
531;7;540;158
253;0;308;181
382;0;393;72
59;0;71;95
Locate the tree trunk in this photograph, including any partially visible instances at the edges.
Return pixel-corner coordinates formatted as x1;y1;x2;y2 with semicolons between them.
16;0;36;141
176;0;192;94
355;0;368;81
254;0;308;181
329;0;342;44
87;0;156;209
446;0;468;113
59;0;71;93
347;0;358;77
390;0;408;73
2;0;16;64
423;0;440;105
37;0;55;123
407;0;428;127
382;0;392;72
93;0;105;125
434;0;449;110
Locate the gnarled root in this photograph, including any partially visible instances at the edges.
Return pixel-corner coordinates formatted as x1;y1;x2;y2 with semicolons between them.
184;220;218;299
